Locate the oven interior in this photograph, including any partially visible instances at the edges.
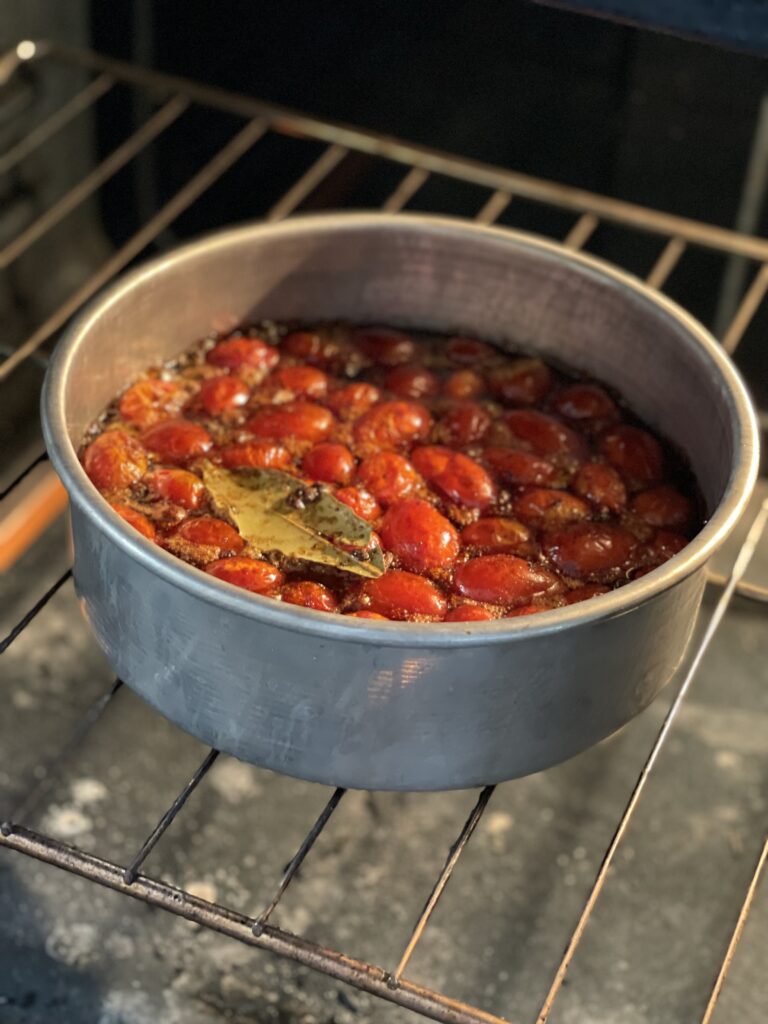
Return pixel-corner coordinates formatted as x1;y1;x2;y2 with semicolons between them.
0;9;767;1024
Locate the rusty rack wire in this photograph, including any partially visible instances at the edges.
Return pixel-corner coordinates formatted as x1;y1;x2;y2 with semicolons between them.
0;39;767;1024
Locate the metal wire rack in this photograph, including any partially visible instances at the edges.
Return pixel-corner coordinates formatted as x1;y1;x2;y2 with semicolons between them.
0;39;766;1024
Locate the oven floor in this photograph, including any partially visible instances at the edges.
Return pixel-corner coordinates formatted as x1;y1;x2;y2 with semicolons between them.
1;485;766;1024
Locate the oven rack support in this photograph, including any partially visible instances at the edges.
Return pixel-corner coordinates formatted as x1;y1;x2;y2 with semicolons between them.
1;40;767;1024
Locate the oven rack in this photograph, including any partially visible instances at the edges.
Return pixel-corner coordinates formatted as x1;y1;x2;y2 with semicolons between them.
0;40;766;1024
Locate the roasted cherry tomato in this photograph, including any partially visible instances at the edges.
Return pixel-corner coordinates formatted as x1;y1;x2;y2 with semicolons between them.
483;447;555;487
564;583;611;604
446;337;494;363
145;468;205;509
380;499;459;572
303;443;355;485
359;570;447;621
385;364;440;399
454;554;561;607
503;409;587;462
440;402;491;446
646;529;688;563
142;419;213;462
630;485;693;529
206;337;279;373
599;424;664;491
488;358;551;405
271;364;329;399
326;381;381;420
355;328;415;365
346;610;390;620
443;369;485;399
83;430;147;491
173;516;245;556
357;451;420;506
444;604;496;622
218;441;292;470
110;502;156;541
353;400;431;450
460;517;531;555
197;376;250;416
205;557;284;594
551;384;619;426
281;580;339;612
573;461;627;512
544;522;638;580
246;402;335;443
335;486;381;522
412;446;495;509
510;488;591;528
119;379;187;428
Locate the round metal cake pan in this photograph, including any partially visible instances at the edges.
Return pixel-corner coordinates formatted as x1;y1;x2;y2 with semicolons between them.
42;213;759;790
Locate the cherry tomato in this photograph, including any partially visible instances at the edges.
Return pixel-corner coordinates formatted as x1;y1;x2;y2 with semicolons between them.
446;337;494;363
119;379;186;428
82;430;148;491
488;358;551;404
444;604;495;622
544;522;638;580
335;486;381;522
197;375;250;416
144;468;205;509
142;419;213;462
443;369;485;399
357;452;420;506
551;383;619;425
440;403;491;446
346;610;390;620
564;584;611;604
359;570;447;621
510;488;591;528
414;447;496;509
505;604;548;617
353;400;431;449
218;441;292;470
573;462;627;512
630;486;693;529
281;580;339;612
455;554;561;607
385;364;440;399
355;328;415;365
599;424;664;490
460;517;531;555
646;529;688;563
503;409;587;462
302;443;355;485
380;499;459;572
326;381;381;420
206;337;279;373
246;402;335;443
271;364;329;399
205;557;284;594
110;502;156;541
282;330;324;361
173;516;245;555
483;447;555;486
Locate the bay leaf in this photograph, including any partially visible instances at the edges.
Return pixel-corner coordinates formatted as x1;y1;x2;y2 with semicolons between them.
202;462;385;578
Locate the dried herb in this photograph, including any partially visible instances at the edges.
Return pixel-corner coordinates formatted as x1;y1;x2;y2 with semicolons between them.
202;462;385;578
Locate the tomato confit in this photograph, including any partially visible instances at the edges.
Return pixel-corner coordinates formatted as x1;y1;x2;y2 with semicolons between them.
80;324;702;623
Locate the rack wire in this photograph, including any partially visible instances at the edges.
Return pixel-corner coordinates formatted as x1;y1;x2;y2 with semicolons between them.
0;40;766;1024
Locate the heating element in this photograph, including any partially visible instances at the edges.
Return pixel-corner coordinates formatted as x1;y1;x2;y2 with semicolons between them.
0;40;766;1024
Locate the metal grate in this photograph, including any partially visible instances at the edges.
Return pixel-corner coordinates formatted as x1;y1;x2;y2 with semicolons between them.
0;39;766;1024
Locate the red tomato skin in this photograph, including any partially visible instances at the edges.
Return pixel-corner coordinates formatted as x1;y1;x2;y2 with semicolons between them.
386;364;440;399
599;425;664;490
573;462;627;512
281;580;339;612
510;488;591;528
141;419;213;462
444;604;495;622
83;430;148;491
503;409;588;462
302;443;355;485
346;610;390;620
380;499;459;572
454;554;562;607
551;383;619;425
335;486;381;521
564;583;611;604
359;570;447;621
206;337;278;372
441;403;492;446
544;522;638;580
488;358;551;404
630;486;693;529
414;447;496;509
353;400;431;449
246;402;335;443
326;382;381;420
174;516;245;555
218;441;292;470
355;329;415;366
443;370;485;399
119;379;186;428
460;517;531;555
197;375;250;416
110;502;156;541
483;447;555;486
145;468;205;509
205;557;284;594
646;529;688;563
271;364;329;399
357;452;420;506
446;337;494;363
